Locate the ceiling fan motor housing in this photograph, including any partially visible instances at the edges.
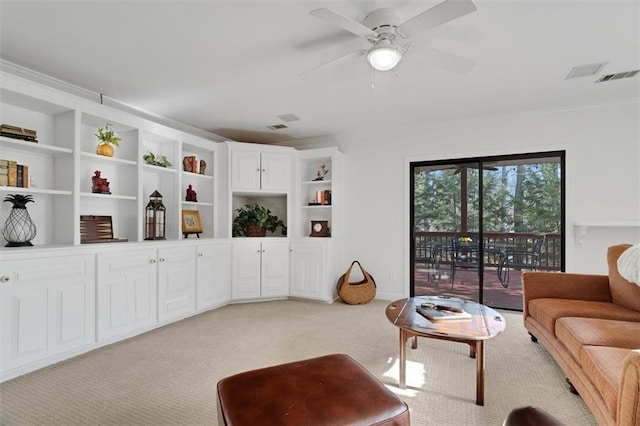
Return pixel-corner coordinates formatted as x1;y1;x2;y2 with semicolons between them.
363;8;404;37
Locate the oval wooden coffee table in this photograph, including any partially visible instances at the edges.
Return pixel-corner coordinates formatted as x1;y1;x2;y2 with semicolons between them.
385;296;506;406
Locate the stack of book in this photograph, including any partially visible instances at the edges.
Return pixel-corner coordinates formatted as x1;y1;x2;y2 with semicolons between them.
314;189;331;205
0;159;29;188
0;124;38;143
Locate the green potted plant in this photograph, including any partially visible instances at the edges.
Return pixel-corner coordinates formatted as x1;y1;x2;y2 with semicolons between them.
95;123;121;157
232;203;286;237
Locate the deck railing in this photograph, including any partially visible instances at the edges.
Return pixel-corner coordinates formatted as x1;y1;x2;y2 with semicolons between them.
414;231;561;271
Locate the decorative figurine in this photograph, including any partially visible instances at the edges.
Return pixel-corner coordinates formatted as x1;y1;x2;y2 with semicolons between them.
183;156;193;172
199;159;207;175
91;170;111;194
313;164;329;181
186;184;198;202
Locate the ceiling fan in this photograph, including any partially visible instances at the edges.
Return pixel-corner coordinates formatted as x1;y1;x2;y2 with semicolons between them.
301;0;478;78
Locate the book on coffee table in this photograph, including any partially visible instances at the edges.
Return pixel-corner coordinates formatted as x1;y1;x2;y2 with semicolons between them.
416;300;472;321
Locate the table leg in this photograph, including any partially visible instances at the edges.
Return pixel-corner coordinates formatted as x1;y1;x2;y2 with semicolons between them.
475;341;485;406
399;329;407;389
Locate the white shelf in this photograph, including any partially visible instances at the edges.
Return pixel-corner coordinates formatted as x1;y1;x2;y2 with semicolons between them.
0;186;71;196
0;136;72;155
182;171;213;180
80;192;137;201
302;180;332;185
182;201;213;207
143;164;177;174
302;205;332;209
574;221;640;244
80;152;137;166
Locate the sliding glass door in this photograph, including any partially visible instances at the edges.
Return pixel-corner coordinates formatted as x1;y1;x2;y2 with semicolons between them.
410;152;565;311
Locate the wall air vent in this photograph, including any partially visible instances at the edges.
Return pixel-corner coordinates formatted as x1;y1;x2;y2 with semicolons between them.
565;62;608;79
595;70;640;83
268;124;288;130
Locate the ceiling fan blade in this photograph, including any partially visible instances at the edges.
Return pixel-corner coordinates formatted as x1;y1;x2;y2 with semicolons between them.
298;49;366;79
310;8;377;38
425;47;475;74
398;0;477;38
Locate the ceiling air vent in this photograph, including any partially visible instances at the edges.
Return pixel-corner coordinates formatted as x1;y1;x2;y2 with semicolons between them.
595;70;640;83
565;62;608;79
277;113;300;122
268;124;288;130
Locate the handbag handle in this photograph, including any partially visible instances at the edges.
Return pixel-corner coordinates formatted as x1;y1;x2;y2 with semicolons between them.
340;260;376;288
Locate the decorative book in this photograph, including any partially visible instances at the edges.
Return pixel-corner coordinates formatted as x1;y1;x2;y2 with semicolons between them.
416;298;472;321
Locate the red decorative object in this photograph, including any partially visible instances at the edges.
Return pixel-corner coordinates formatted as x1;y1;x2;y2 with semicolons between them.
91;170;111;194
186;184;198;202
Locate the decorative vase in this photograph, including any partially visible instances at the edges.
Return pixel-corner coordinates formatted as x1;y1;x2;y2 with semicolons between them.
2;194;37;247
246;225;267;237
96;142;114;157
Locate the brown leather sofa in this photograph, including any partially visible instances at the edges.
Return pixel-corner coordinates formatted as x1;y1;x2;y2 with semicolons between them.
522;244;640;426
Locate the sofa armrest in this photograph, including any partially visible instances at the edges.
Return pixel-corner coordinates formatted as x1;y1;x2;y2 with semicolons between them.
618;350;640;426
522;272;611;318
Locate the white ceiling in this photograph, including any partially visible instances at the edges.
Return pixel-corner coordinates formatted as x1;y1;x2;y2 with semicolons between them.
1;0;639;145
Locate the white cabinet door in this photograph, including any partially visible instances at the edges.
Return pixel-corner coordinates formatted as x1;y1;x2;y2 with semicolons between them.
96;248;158;341
261;240;290;298
157;246;196;322
231;240;289;300
230;150;291;191
290;241;325;299
261;152;290;192
1;254;95;373
196;242;232;309
231;241;262;299
231;150;261;190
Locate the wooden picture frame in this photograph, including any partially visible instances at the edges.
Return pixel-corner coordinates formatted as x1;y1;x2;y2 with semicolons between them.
181;210;202;235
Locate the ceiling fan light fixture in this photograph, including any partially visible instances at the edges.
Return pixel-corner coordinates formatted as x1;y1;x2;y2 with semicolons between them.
367;39;402;71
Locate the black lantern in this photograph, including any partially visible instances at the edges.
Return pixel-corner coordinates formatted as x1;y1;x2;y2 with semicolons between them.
145;190;166;240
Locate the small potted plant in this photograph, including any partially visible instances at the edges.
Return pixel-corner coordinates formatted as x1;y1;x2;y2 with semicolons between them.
95;123;121;157
232;203;286;237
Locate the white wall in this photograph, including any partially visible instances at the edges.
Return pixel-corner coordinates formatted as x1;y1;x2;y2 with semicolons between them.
294;101;640;301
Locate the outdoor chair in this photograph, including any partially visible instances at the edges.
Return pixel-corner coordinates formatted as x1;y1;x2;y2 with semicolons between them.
497;233;546;288
450;235;481;287
415;240;442;282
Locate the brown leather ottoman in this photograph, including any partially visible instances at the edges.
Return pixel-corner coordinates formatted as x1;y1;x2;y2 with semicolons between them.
217;353;410;425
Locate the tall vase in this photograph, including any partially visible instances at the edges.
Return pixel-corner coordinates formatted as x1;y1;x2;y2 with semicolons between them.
2;206;37;247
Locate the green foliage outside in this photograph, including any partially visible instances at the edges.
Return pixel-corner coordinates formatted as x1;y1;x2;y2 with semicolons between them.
414;163;561;233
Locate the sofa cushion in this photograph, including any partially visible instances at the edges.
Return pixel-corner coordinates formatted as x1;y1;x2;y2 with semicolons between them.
555;317;640;361
528;298;640;334
581;346;632;421
608;244;640;312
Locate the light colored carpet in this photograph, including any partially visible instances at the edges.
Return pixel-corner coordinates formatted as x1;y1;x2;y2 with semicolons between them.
0;299;596;425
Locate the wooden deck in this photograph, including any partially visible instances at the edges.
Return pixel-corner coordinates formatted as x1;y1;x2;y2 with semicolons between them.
414;265;524;311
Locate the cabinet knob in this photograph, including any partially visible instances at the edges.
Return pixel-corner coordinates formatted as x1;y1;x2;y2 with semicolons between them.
261;168;266;172
262;249;266;253
257;249;261;253
159;258;166;263
0;276;9;283
198;253;203;257
150;259;157;264
256;168;261;172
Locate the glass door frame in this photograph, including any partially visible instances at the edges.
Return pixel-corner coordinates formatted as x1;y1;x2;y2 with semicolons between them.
409;150;566;308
